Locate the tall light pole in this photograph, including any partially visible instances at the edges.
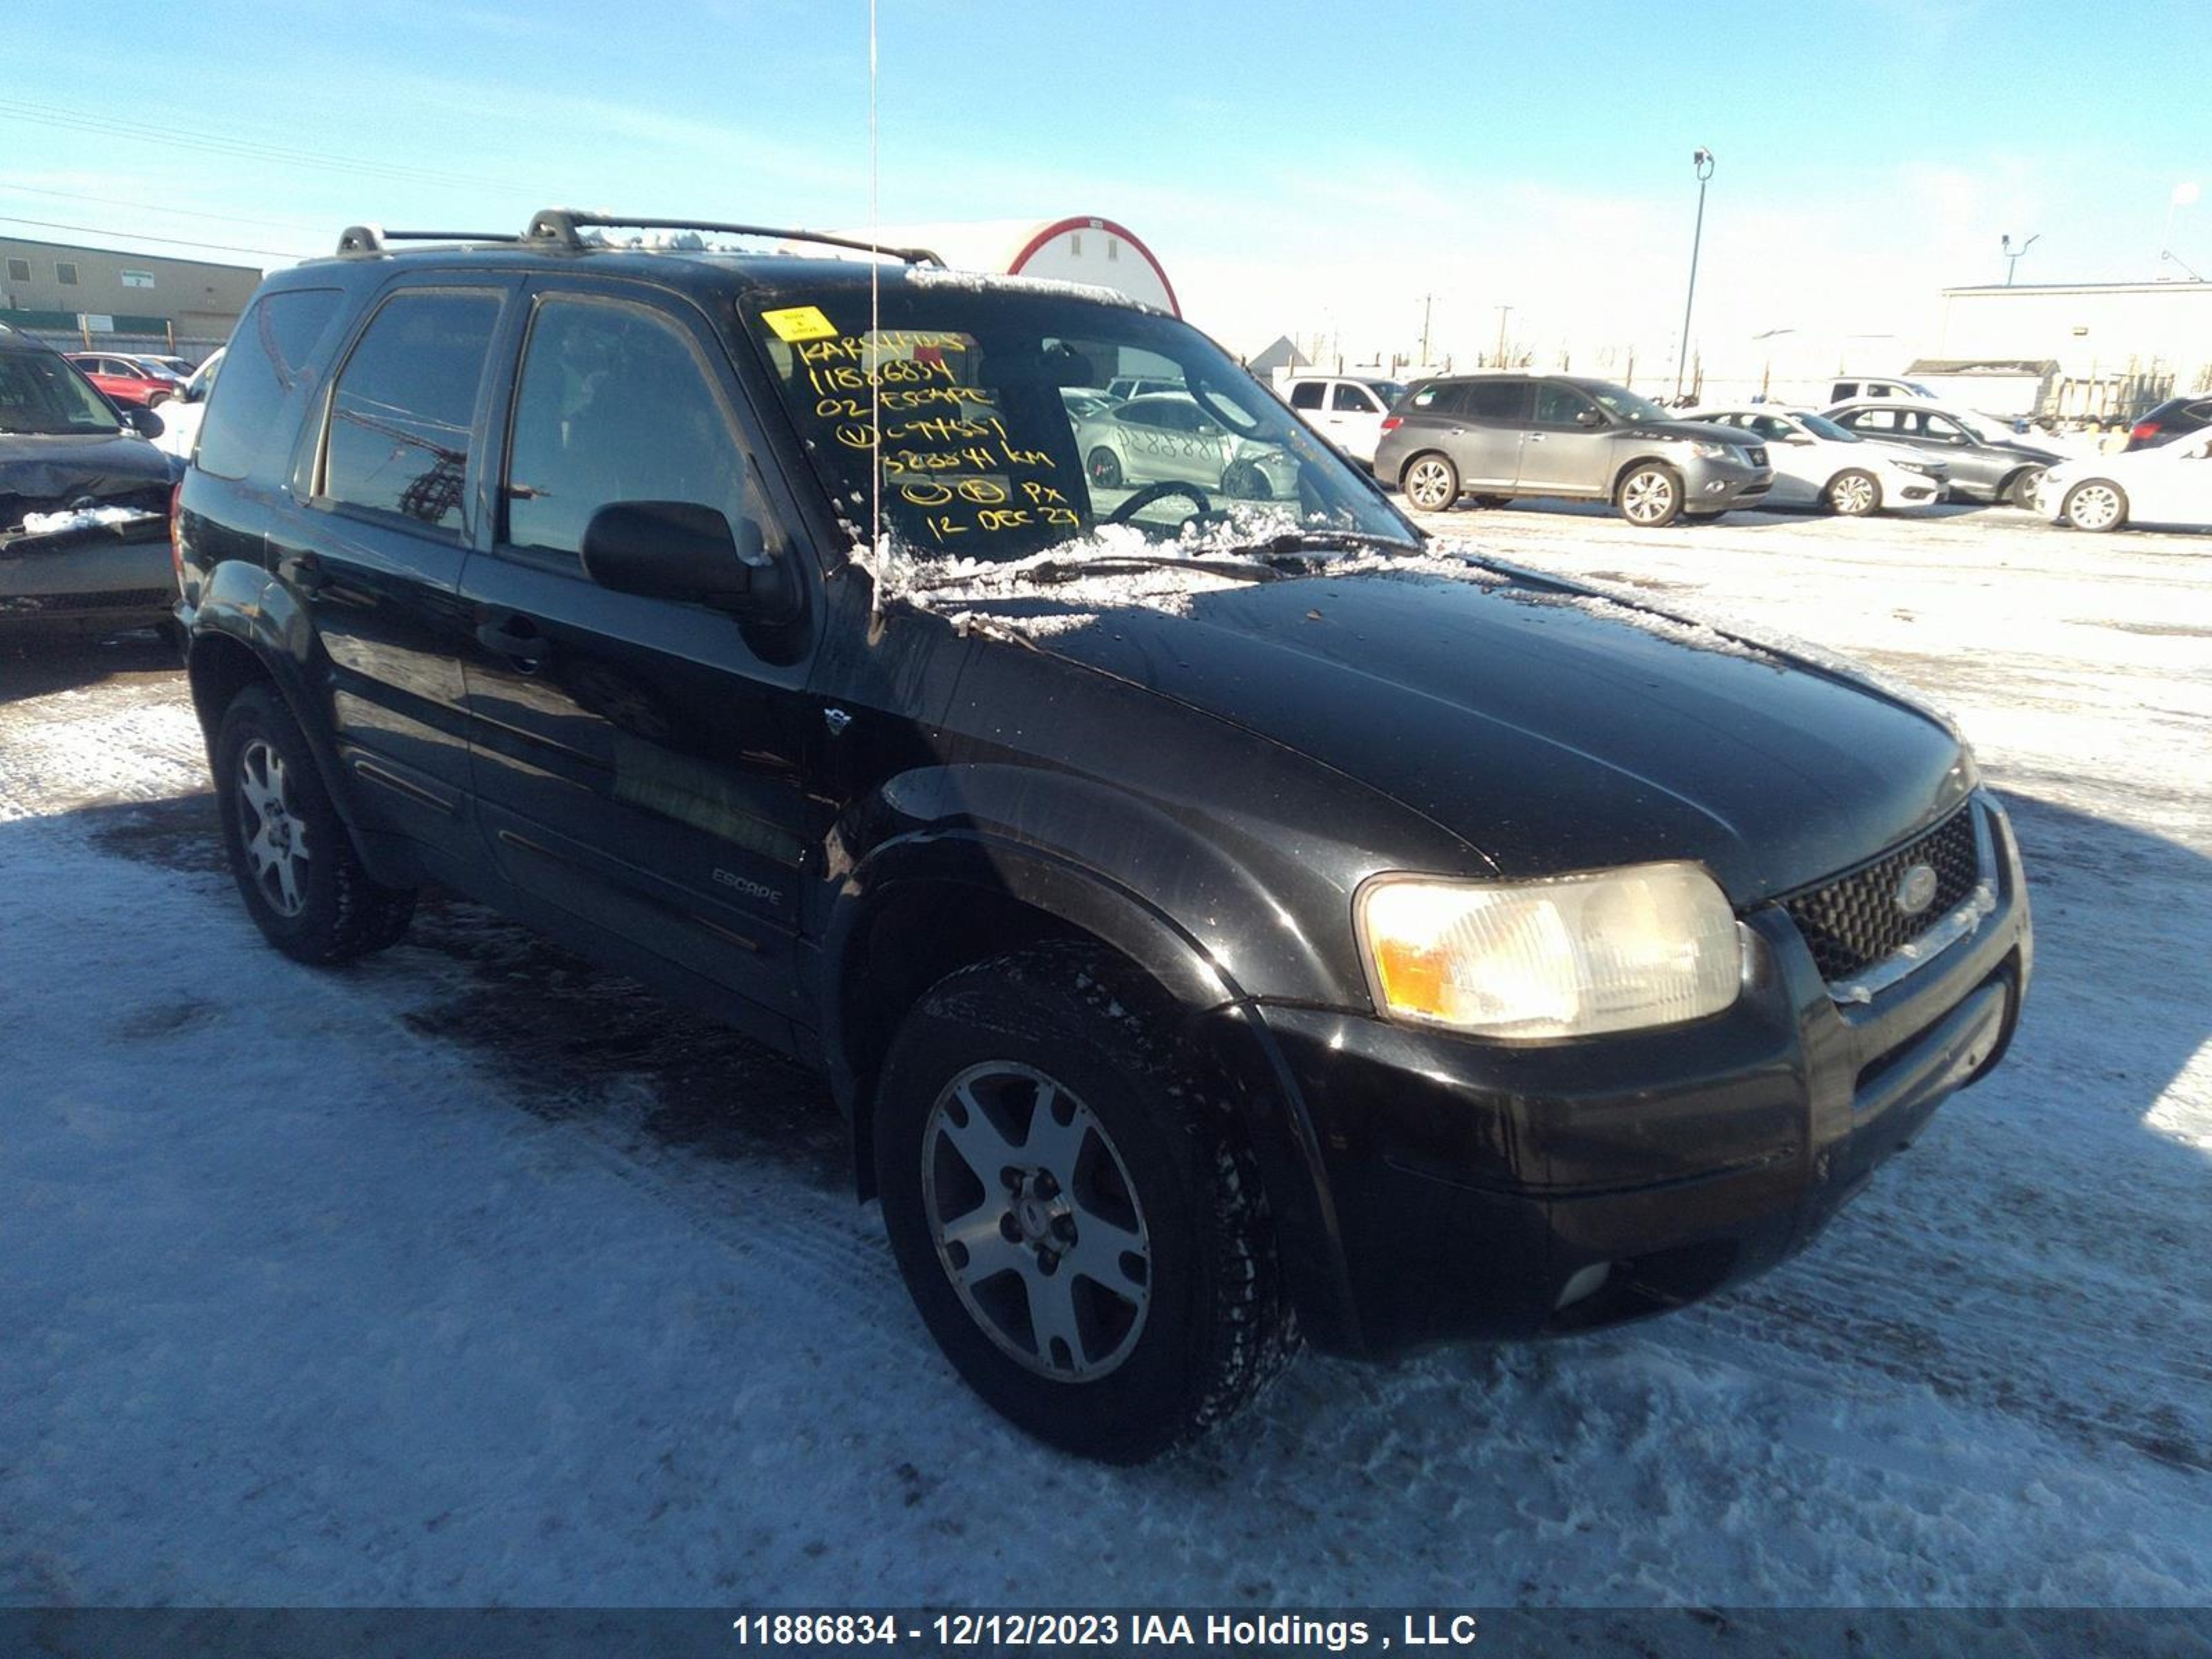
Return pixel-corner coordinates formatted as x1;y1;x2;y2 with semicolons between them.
2000;232;2039;285
1674;147;1714;400
1492;303;1513;365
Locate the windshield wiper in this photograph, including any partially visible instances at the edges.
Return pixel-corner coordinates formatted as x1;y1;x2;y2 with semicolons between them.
1226;529;1423;559
1018;553;1294;585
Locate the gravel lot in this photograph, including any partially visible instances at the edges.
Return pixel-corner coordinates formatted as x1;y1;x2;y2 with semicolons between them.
2;498;2206;1620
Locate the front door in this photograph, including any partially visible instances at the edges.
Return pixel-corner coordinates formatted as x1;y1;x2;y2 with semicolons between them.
1515;382;1615;496
458;283;826;1042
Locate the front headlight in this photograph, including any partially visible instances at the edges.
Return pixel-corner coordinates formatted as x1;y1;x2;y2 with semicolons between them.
1356;863;1742;1039
1680;440;1735;460
1892;459;1933;476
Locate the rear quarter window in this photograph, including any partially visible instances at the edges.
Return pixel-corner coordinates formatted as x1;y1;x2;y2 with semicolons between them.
196;288;344;480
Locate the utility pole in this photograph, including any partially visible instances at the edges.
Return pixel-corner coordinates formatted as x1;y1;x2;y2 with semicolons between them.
1675;147;1714;400
1492;304;1512;365
1417;294;1437;365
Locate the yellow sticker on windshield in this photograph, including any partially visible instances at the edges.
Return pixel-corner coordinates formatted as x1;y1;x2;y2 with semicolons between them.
760;305;839;343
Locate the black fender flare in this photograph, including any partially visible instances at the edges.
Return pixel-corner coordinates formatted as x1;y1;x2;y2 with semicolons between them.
185;568;373;855
823;817;1366;1353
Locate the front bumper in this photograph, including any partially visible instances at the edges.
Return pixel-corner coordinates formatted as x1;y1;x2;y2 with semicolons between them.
1679;453;1772;511
0;516;175;635
1250;791;2032;1358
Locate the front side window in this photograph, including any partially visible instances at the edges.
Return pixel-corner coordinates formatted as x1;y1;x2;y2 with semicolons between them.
193;286;344;479
322;289;500;534
1331;383;1377;413
504;297;754;560
1532;383;1595;426
744;280;1409;561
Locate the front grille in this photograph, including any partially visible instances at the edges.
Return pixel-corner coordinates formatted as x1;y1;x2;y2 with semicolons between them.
1745;445;1770;467
1783;805;1982;982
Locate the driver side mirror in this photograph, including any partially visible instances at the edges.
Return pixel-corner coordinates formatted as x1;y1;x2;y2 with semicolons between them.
1574;407;1605;429
581;501;796;623
121;404;165;439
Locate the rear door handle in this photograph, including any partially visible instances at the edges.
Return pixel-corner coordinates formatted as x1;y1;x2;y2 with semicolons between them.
476;614;552;670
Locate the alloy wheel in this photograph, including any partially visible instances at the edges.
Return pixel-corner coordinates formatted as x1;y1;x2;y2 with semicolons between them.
1406;458;1454;511
921;1062;1152;1381
1622;469;1676;524
2066;482;2122;530
236;738;311;917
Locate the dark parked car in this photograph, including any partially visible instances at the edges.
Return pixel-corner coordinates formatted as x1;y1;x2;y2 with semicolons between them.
1821;400;2062;505
174;212;2033;1461
1373;374;1774;525
2125;393;2212;452
1;324;180;635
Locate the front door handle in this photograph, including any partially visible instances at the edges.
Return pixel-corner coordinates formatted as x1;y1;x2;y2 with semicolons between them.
476;615;551;670
281;552;329;594
1526;432;1547;442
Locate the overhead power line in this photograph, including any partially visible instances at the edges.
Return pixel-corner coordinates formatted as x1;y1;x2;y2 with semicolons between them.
0;97;528;196
0;214;312;261
1;182;326;234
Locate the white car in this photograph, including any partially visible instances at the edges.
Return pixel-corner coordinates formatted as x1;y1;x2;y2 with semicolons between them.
1689;405;1948;516
2034;428;2212;533
1076;391;1297;500
150;348;224;460
1282;374;1409;466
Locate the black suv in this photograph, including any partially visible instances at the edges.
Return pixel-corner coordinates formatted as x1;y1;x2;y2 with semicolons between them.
175;212;2032;1462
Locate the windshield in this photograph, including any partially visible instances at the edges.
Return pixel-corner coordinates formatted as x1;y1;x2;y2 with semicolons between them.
0;348;125;437
742;279;1415;562
1584;382;1674;424
1797;412;1858;442
1367;381;1409;406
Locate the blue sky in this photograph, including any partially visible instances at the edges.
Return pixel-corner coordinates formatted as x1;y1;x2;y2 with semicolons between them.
7;0;2206;366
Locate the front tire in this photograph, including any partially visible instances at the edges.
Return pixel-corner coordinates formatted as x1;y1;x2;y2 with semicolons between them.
1401;452;1460;512
875;943;1296;1463
2061;479;2128;532
1615;462;1684;526
1824;469;1881;517
1086;447;1123;489
214;684;415;964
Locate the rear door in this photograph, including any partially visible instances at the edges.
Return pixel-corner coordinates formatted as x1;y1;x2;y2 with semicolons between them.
457;280;826;1041
1515;382;1613;496
272;278;512;858
1445;378;1532;489
1321;380;1388;462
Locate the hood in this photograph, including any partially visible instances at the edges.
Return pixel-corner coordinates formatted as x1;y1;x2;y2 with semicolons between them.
958;563;1969;904
0;430;179;532
1631;418;1756;447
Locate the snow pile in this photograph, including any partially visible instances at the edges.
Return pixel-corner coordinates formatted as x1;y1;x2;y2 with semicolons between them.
900;264;1150;310
17;505;164;537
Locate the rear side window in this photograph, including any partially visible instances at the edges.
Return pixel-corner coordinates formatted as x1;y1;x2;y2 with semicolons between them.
1462;379;1531;421
196;287;344;480
321;289;500;535
1288;381;1326;410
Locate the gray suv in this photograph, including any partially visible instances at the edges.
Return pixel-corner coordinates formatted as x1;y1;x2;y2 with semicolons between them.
1375;374;1774;526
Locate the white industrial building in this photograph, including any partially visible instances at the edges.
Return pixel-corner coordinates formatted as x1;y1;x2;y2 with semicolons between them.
1928;280;2212;421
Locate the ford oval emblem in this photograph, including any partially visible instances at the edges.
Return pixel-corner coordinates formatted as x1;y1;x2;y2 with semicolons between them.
1895;863;1939;917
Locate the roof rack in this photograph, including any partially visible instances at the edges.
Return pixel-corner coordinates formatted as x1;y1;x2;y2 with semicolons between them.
336;225;523;255
522;208;944;268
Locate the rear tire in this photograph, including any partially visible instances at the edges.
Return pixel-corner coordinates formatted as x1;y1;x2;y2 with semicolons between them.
1615;462;1684;526
1087;447;1123;489
874;942;1297;1463
2005;467;2046;509
1221;459;1272;500
214;684;415;964
1401;452;1460;512
2061;479;2128;532
1824;469;1881;517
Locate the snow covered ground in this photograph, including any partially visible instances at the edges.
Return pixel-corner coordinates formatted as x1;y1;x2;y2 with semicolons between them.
1;500;2208;1622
